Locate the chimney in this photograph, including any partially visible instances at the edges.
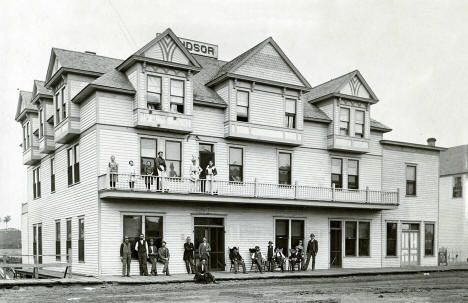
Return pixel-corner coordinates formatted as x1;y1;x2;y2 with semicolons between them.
85;51;96;55
427;137;436;146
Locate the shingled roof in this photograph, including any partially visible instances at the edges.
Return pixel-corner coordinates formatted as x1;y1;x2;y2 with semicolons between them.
303;102;331;123
440;145;468;176
192;55;227;107
34;80;52;96
53;48;122;74
370;119;392;132
15;91;35;121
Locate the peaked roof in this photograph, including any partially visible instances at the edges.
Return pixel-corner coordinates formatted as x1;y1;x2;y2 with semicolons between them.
440;145;468;176
303;102;332;123
370;119;392;132
33;80;52;96
15;91;35;121
304;70;378;103
208;37;311;89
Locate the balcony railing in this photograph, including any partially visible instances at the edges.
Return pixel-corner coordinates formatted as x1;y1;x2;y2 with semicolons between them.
134;108;192;133
98;173;399;205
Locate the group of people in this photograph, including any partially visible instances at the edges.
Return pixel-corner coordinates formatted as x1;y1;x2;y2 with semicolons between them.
108;154;218;193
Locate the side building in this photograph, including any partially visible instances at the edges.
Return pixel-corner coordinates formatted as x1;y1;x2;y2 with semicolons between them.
15;28;445;276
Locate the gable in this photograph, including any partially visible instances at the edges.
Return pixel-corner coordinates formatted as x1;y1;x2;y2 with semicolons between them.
340;75;370;99
233;42;304;87
143;35;190;65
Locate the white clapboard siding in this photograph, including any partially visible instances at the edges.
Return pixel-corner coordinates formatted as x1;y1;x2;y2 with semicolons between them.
80;96;96;132
97;92;134;127
192;106;225;137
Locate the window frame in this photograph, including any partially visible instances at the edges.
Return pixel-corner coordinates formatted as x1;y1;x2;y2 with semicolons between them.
50;157;56;193
32;167;41;199
165;140;182;178
274;217;305;257
78;217;85;262
61;86;67;120
146;74;162;110
55;220;61;261
453;176;463;198
405;164;417;196
66;218;72;262
55;90;61;125
424;223;435;257
229;146;244;182
331;158;343;189
67;144;80;186
278;151;292;185
39;107;44;138
285;98;297;129
344;219;371;257
347;159;359;190
140;137;158;175
170;78;185;114
386;222;398;257
354;109;365;138
236;90;250;122
339;107;350;136
25;121;31;150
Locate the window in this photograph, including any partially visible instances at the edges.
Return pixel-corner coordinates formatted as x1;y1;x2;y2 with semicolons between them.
236;90;249;122
67;144;80;185
453;176;463;198
39;108;44;138
345;221;357;256
24;121;31;150
331;158;343;188
275;219;304;257
347;160;359;189
78;217;84;262
229;147;243;182
123;214;163;259
55;220;61;261
285;98;296;129
386;222;397;256
358;222;370;256
166;141;181;178
50;158;55;193
354;110;364;138
339;107;350;136
22;124;27;151
406;165;416;196
170;79;184;113
61;87;67;119
32;167;41;199
140;138;157;174
66;219;72;261
33;224;43;264
425;223;434;256
147;75;162;110
55;90;61;124
278;152;292;185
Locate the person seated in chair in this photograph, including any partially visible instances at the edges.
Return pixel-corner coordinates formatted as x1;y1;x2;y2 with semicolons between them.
229;247;247;274
296;242;305;270
252;246;264;273
289;247;299;271
267;241;274;272
274;247;285;272
194;259;217;284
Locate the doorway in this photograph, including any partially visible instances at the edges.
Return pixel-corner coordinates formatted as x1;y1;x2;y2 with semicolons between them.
401;223;420;265
33;224;42;264
199;144;215;192
330;220;342;268
194;217;225;271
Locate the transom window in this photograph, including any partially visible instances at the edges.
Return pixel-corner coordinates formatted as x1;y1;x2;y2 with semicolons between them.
147;75;162;110
331;158;343;188
229;147;243;182
406;165;416;196
453;176;463;198
339;107;350;136
123;214;164;259
278;152;292;185
236;90;249;122
354;110;364;138
170;79;184;113
347;160;359;189
140;138;157;174
166;141;181;178
285;98;296;129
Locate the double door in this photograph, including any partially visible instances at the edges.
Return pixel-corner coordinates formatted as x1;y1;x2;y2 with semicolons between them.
194;217;225;271
401;223;420;265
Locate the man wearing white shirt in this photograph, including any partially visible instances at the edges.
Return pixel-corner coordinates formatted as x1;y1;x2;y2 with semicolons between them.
135;234;149;276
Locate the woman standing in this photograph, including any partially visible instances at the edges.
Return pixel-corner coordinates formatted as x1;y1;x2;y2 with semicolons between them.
128;160;136;189
144;161;154;190
189;156;202;192
205;160;217;194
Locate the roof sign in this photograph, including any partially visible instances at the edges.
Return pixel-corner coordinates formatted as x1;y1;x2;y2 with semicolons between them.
179;37;218;59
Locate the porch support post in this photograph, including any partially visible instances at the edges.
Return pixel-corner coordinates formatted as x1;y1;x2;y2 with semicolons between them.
332;183;336;201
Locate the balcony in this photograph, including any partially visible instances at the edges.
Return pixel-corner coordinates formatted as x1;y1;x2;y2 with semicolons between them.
134;108;192;133
224;121;303;146
38;135;55;154
54;117;80;144
98;174;399;210
23;146;41;165
327;134;370;153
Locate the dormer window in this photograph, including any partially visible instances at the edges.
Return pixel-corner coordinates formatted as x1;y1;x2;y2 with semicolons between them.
236;90;249;122
22;122;30;151
55;90;61;124
147;75;162;110
61;87;67;120
39;108;44;138
285;98;296;129
170;79;184;114
354;110;364;138
339;107;350;136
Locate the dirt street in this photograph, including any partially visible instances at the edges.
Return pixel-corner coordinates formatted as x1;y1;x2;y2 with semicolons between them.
1;271;468;303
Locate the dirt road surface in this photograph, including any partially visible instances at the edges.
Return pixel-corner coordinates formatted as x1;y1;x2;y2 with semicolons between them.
1;271;468;302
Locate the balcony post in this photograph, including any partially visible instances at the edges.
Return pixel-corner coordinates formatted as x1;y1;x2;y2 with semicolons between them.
366;186;369;203
294;181;298;199
254;178;258;198
397;188;400;203
332;183;336;201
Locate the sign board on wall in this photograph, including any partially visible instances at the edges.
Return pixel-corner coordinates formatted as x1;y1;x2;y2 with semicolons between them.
179;37;218;59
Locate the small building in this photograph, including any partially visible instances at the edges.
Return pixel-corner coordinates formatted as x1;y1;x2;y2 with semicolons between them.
15;28;445;276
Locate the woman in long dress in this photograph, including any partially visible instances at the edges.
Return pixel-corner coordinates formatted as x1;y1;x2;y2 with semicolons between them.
189;156;202;192
205;160;217;194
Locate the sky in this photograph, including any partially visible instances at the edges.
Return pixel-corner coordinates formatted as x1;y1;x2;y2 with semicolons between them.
1;0;467;229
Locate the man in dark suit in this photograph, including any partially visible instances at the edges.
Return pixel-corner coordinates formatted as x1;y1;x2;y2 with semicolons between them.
156;151;167;191
158;241;170;276
120;236;132;277
194;259;217;284
134;234;148;276
229;247;246;274
198;237;211;262
183;236;195;274
267;241;274;271
304;233;319;270
148;239;158;276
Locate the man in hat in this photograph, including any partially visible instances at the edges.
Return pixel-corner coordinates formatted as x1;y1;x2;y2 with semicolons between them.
134;234;148;276
199;237;211;262
267;241;274;271
183;236;196;274
304;233;318;270
148;238;158;276
253;246;264;273
120;236;132;277
229;247;246;274
158;240;170;276
274;247;285;272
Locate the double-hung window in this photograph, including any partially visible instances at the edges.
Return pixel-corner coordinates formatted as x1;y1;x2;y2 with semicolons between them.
278;152;292;185
331;158;343;188
33;167;41;199
55;90;61;124
147;75;162;110
39;108;44;138
123;214;163;259
424;223;435;256
67;144;80;186
285;98;296;129
61;87;67;120
24;121;31;150
66;219;72;261
406;165;416;196
275;219;304;257
386;222;397;256
55;220;61;261
229;147;243;182
140;138;157;174
347;160;359;189
354;110;364;138
166;141;181;177
236;90;249;122
170;79;184;113
339;108;350;136
78;217;85;262
453;176;463;198
50;158;55;193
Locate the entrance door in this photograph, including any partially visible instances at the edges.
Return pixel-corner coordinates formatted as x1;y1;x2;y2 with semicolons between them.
330;220;342;268
194;217;225;271
401;223;420;265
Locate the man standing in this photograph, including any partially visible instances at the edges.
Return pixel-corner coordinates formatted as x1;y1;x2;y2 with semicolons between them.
158;241;170;276
229;247;246;274
120;236;132;277
267;241;274;271
148;239;158;276
304;233;318;271
183;236;196;274
156;151;167;191
198;237;211;262
134;234;148;276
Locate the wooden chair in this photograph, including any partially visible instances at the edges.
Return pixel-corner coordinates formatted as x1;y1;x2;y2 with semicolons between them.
288;249;301;271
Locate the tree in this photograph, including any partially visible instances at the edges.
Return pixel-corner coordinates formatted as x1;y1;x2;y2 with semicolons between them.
3;216;11;229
